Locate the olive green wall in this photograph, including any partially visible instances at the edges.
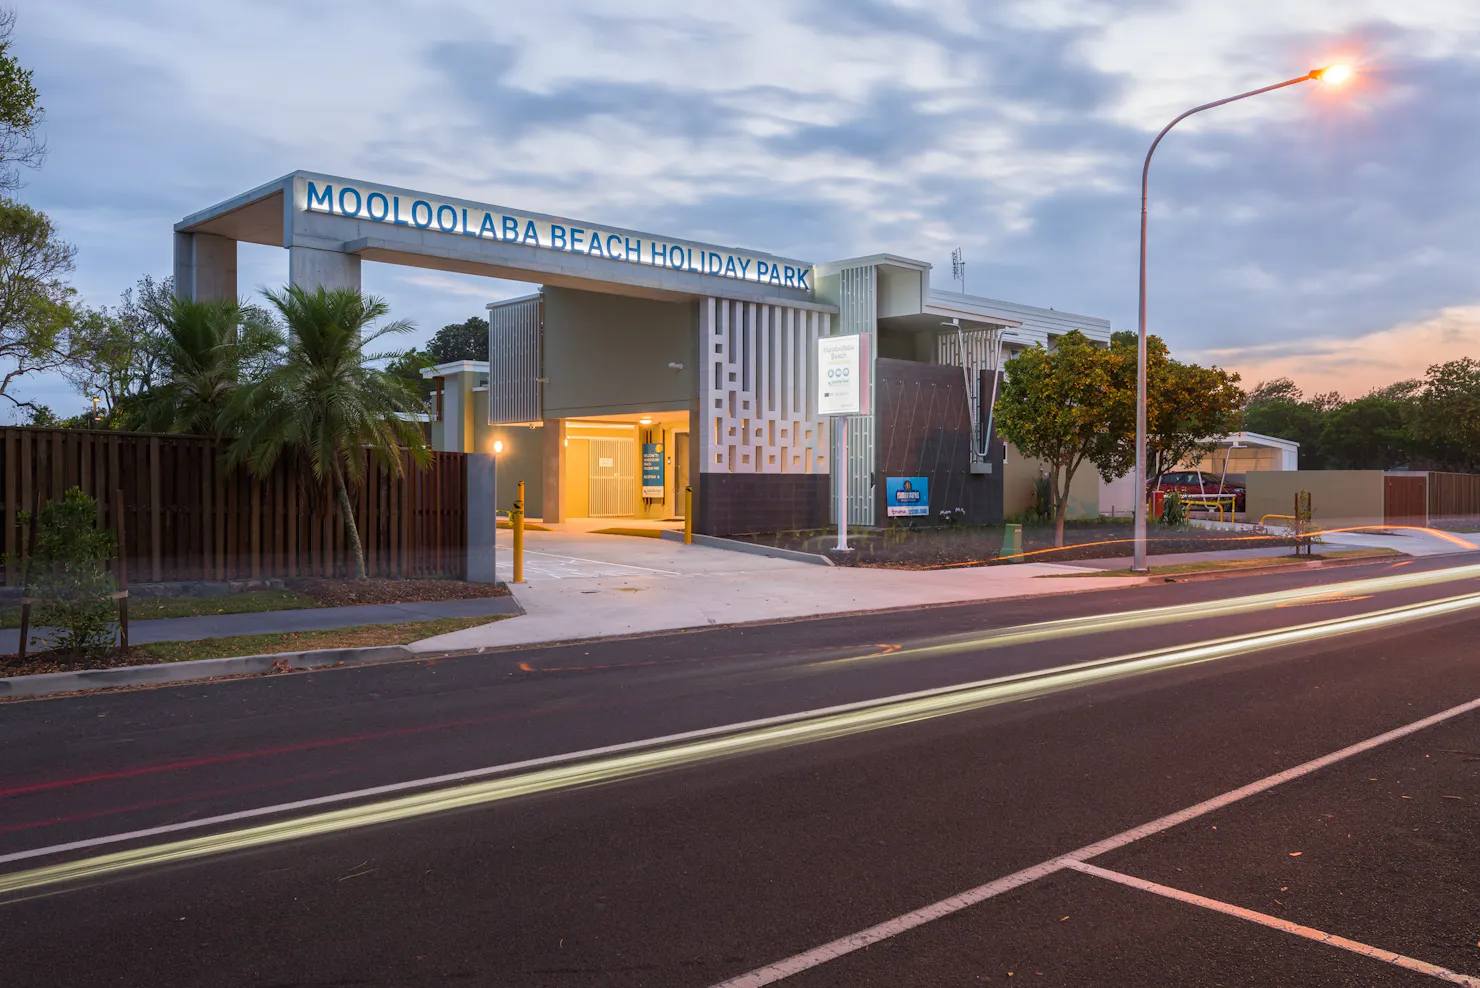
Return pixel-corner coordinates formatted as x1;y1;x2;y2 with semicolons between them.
543;287;697;418
1001;443;1101;520
1245;470;1385;530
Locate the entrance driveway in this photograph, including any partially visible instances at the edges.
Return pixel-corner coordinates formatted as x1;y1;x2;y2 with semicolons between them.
414;528;1144;652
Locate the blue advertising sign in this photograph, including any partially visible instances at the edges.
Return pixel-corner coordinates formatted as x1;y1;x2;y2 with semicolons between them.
642;442;665;498
885;476;929;517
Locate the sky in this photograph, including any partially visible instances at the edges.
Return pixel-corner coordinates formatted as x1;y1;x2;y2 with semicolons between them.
9;0;1480;418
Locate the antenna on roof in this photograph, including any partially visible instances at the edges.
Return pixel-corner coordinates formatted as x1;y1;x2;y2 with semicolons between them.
950;247;966;295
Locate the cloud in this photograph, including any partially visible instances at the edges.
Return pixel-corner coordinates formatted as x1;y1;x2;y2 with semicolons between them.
1194;304;1480;395
8;0;1480;412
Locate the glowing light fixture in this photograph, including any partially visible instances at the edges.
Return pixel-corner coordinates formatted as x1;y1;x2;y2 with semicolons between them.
1311;63;1353;85
493;440;503;454
639;417;653;426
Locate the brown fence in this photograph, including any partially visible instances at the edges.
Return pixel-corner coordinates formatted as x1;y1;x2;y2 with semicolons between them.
1428;472;1480;528
1;428;467;585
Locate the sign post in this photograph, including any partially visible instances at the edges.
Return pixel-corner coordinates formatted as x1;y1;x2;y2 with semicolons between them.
817;334;871;553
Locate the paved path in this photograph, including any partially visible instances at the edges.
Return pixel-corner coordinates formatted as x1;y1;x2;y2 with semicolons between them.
0;596;521;652
415;529;1146;652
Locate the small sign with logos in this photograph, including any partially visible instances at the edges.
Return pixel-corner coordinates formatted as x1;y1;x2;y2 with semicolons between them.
641;442;665;498
885;476;929;517
816;334;871;417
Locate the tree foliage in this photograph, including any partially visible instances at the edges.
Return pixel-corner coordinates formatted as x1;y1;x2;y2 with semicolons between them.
427;315;489;363
996;330;1120;546
0;9;44;192
0;196;75;413
226;287;430;579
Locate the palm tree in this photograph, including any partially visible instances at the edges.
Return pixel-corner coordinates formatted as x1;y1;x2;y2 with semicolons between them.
133;295;279;435
226;286;430;579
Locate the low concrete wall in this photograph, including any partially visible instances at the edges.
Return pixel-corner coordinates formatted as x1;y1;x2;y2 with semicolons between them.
1245;470;1384;530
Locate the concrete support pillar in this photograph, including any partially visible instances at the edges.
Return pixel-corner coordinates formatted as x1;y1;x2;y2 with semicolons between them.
541;419;566;524
289;245;361;294
465;453;498;584
172;231;238;301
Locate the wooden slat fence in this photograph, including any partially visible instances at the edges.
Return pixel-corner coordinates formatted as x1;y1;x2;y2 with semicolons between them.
1427;472;1480;528
1;427;466;585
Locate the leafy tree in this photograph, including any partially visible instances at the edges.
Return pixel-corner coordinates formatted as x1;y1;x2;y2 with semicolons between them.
0;10;44;192
1102;334;1244;489
62;275;175;423
1242;381;1329;468
226;286;431;579
1319;393;1414;469
131;294;279;436
427;315;489;363
14;487;118;658
0;197;76;415
996;330;1120;547
1412;357;1480;472
1246;377;1303;405
385;346;437;400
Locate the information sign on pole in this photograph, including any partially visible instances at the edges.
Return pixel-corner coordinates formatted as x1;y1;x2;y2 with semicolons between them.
817;334;871;553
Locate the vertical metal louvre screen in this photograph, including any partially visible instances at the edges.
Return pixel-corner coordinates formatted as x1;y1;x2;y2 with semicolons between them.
833;265;876;526
588;438;634;517
488;296;542;424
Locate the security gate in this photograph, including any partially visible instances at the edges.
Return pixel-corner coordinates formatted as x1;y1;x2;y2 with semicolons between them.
589;438;635;517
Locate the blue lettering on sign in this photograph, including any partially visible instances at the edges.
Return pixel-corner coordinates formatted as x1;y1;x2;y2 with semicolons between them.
411;200;433;228
651;242;668;266
625;237;640;261
570;227;584;252
768;265;782;286
796;267;811;291
756;261;769;282
480;212;498;238
366;192;389;221
551;225;567;250
723;256;737;278
783;266;795;287
306;181;333;211
587;230;605;256
523;220;539;246
686;247;698;272
608;234;623;258
338;187;361;216
503;216;519;241
392;196;408;225
436;205;457;232
738;258;752;279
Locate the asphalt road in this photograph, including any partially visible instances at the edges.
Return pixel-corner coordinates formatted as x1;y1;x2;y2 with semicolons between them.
2;554;1478;987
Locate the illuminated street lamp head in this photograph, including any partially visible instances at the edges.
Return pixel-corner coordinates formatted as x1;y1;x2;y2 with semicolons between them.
1311;63;1353;85
493;440;503;454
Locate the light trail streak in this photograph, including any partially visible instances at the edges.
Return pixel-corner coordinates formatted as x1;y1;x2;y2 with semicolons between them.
4;586;1480;900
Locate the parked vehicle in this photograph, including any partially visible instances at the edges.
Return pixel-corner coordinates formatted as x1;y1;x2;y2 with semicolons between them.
1154;470;1246;512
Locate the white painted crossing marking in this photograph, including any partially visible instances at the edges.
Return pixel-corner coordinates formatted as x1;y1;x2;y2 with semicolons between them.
1067;861;1480;986
707;695;1480;987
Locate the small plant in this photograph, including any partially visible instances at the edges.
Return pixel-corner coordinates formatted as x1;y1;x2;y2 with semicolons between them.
1159;490;1188;527
15;487;119;658
1030;476;1053;523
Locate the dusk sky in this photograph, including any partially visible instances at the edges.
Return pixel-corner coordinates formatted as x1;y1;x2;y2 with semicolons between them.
10;0;1480;417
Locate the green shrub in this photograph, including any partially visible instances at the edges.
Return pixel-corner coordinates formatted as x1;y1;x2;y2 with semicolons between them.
16;488;118;657
1159;490;1188;527
1030;475;1053;523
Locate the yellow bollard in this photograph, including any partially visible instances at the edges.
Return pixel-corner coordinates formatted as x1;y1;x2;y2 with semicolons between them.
512;481;525;583
684;486;693;544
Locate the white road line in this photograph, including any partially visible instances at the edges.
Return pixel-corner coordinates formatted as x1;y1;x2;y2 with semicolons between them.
706;695;1480;988
1067;862;1480;986
7;591;1477;872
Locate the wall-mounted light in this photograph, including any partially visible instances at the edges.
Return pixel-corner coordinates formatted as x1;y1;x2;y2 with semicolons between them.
667;362;684;370
639;417;653;426
493;440;504;454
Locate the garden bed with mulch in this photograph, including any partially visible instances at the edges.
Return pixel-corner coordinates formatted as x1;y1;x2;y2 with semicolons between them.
285;578;511;607
731;522;1298;569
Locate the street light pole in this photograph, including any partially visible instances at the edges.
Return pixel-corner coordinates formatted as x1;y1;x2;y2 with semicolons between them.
1132;64;1351;573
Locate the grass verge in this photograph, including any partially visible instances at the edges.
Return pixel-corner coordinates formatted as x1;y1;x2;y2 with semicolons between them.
1041;547;1400;578
2;615;506;677
0;589;321;629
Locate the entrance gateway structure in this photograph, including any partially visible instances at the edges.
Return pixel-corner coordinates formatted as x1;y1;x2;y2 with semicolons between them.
176;171;1111;537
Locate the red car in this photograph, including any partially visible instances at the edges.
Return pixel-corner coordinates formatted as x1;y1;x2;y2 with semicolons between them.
1155;471;1246;513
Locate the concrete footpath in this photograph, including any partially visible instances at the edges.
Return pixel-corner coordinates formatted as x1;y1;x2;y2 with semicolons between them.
412;529;1145;653
0;595;522;653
